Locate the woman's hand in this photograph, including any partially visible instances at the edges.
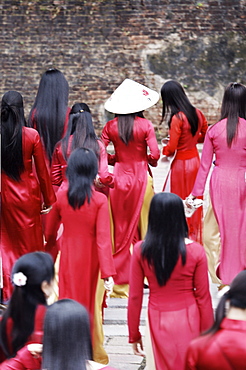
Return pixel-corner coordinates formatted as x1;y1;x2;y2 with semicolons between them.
132;338;145;357
104;276;114;296
27;343;43;358
40;203;52;214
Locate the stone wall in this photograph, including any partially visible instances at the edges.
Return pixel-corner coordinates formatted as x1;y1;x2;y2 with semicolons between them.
1;0;246;136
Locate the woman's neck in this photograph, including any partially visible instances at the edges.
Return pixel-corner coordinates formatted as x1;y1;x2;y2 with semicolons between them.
227;307;246;321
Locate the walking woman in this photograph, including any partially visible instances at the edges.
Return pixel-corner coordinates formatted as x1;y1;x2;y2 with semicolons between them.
161;80;208;243
190;82;246;285
45;148;115;342
28;68;70;166
186;270;246;369
1;91;56;302
101;79;160;291
128;192;213;370
0;299;118;370
0;252;54;362
51;103;114;194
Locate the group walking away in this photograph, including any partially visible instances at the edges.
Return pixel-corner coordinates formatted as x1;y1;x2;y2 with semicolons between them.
1;72;246;369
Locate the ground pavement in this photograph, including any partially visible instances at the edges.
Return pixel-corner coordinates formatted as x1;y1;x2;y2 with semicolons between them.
103;149;219;370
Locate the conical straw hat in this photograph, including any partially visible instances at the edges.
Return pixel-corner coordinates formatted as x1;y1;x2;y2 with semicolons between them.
104;78;159;114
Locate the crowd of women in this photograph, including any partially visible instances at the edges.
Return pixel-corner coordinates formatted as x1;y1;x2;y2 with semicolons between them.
1;69;246;369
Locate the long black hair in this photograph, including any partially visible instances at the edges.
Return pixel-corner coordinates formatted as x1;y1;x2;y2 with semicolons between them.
204;270;246;336
0;252;54;358
117;113;136;145
220;82;246;147
161;80;198;136
141;192;187;286
1;91;26;181
61;103;99;161
42;299;92;370
66;147;98;209
28;68;69;163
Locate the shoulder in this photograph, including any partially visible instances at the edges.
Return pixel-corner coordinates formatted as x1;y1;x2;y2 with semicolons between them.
186;241;206;261
196;108;206;121
132;241;144;258
207;119;226;134
23;127;40;140
91;190;108;205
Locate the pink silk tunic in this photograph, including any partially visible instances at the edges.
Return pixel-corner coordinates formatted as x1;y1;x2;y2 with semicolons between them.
128;241;214;370
101;116;160;285
45;185;116;333
162;110;208;243
192;118;246;284
185;318;246;370
1;127;56;302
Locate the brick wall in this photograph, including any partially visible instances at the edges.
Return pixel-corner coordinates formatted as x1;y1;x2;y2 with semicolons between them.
1;0;246;135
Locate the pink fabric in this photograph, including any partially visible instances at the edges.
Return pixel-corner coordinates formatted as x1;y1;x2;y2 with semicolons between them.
185;318;246;369
101;116;160;285
128;241;213;370
162;110;208;243
192;118;246;284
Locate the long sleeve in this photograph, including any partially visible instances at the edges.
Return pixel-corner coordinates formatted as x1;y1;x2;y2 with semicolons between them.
50;145;65;186
162;115;182;157
127;242;144;343
197;110;208;143
193;247;214;332
44;200;62;251
192;128;214;197
96;197;116;278
97;140;114;188
101;123;116;166
185;341;200;370
146;121;160;167
0;346;41;370
32;132;56;206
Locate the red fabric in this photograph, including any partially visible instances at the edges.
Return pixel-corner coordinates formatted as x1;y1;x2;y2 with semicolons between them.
1;128;56;302
0;305;46;366
128;241;214;370
192;118;246;284
162;110;208;243
45;186;116;336
185;318;246;369
101;116;160;284
50;138;114;189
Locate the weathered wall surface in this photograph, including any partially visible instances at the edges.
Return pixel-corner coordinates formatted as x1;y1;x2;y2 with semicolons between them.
1;0;246;135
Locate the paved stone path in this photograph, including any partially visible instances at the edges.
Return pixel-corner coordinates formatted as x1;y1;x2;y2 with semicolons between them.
103;148;219;370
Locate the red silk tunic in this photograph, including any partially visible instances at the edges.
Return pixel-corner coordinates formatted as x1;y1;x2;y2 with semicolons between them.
101;116;160;285
162;110;208;243
1;127;56;301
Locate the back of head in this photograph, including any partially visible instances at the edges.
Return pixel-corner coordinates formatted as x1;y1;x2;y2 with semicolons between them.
0;252;54;357
205;270;246;336
220;82;246;147
42;299;92;370
226;270;246;309
29;68;69;162
62;104;99;160
1;90;26;180
161;80;198;135
142;192;187;286
70;102;91;114
66;147;98;209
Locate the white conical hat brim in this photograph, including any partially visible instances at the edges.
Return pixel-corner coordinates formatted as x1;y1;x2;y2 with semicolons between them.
104;78;159;114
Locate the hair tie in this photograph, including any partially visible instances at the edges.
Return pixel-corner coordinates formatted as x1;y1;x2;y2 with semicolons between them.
12;272;27;287
79;109;84;113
